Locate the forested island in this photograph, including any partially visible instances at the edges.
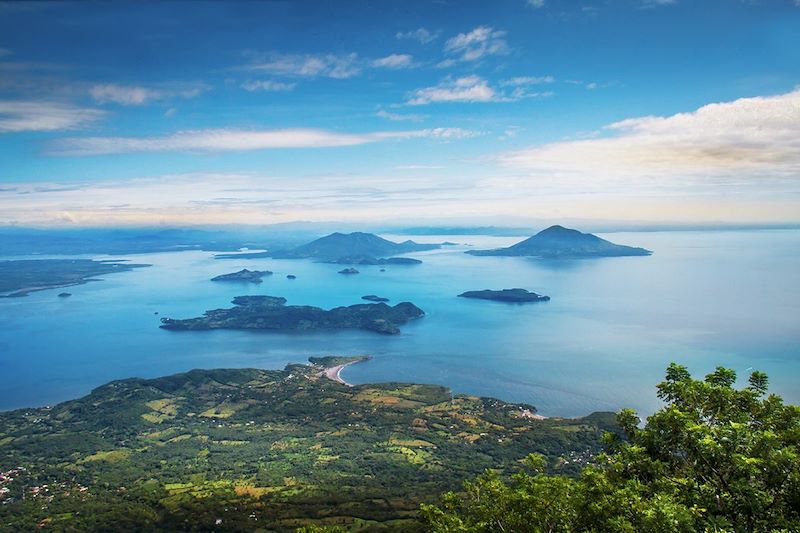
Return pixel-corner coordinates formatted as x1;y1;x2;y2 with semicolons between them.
160;295;424;335
458;288;551;303
210;269;272;283
0;259;149;298
0;359;616;531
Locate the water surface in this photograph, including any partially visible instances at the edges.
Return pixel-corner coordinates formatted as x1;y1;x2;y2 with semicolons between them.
1;230;798;417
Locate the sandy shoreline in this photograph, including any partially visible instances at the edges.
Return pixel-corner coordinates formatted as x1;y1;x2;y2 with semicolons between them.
322;358;366;387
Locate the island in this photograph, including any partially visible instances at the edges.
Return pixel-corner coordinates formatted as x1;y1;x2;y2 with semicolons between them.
0;359;616;531
268;231;439;261
458;288;551;303
328;255;423;265
362;294;389;302
213;251;271;259
0;259;150;298
338;267;359;275
286;274;296;279
467;225;652;258
210;268;272;283
159;295;425;335
57;292;72;298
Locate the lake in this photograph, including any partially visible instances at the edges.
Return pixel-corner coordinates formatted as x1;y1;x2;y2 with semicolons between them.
1;229;798;417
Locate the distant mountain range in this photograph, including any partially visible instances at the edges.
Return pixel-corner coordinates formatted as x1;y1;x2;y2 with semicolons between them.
467;225;652;258
269;232;439;261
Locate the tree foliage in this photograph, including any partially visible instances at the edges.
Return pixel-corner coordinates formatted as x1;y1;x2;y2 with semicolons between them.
423;364;800;532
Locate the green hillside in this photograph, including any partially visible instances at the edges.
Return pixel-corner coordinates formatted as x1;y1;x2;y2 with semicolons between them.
0;360;616;531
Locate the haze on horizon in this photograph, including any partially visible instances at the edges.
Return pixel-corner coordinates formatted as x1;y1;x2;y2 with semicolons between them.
1;0;799;228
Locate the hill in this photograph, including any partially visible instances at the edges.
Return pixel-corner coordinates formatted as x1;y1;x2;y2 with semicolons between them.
467;225;652;258
0;360;617;531
270;232;439;261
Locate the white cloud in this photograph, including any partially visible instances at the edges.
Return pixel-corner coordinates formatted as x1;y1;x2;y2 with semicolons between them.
240;80;296;92
395;164;446;169
407;75;553;105
0;100;105;132
243;53;360;79
407;75;496;105
500;76;555;86
376;109;427;122
498;88;800;183
90;84;162;105
0;48;11;57
372;54;414;69
443;26;508;62
527;0;545;7
90;83;209;105
395;28;439;44
49;127;478;155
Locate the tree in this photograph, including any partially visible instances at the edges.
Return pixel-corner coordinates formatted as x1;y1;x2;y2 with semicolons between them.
423;364;800;532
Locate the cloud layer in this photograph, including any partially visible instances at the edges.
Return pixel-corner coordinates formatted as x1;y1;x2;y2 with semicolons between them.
0;100;105;132
49;127;478;155
243;53;361;79
499;88;800;182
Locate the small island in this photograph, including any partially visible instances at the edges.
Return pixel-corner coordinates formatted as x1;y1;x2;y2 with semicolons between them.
214;251;271;259
57;292;72;298
210;269;272;283
362;295;389;302
329;256;422;265
458;288;551;303
287;274;296;279
338;267;359;275
160;295;424;335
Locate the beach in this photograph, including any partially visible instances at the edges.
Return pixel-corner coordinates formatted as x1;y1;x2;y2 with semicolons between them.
322;358;368;386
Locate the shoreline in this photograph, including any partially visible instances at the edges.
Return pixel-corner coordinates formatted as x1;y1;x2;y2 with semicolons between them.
322;357;368;387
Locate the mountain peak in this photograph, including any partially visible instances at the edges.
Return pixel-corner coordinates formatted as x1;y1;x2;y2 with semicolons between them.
467;224;652;258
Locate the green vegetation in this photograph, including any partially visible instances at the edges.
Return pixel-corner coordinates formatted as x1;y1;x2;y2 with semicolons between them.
423;364;800;532
0;360;616;531
0;259;149;297
159;295;426;335
308;356;370;368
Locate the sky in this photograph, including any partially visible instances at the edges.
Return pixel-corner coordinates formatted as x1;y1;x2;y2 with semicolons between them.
0;0;799;227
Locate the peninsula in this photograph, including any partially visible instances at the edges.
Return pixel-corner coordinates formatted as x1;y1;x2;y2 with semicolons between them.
0;259;149;298
467;225;652;258
210;268;272;283
459;288;551;303
160;295;424;335
0;360;615;531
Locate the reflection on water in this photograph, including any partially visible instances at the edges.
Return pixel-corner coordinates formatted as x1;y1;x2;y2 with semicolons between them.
1;230;798;417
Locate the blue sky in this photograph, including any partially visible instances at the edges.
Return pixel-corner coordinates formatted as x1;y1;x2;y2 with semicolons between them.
1;0;799;226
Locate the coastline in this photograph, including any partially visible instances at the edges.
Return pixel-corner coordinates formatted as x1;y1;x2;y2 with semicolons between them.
322;357;368;387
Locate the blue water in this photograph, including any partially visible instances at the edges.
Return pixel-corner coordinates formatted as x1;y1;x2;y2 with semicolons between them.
1;230;798;417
